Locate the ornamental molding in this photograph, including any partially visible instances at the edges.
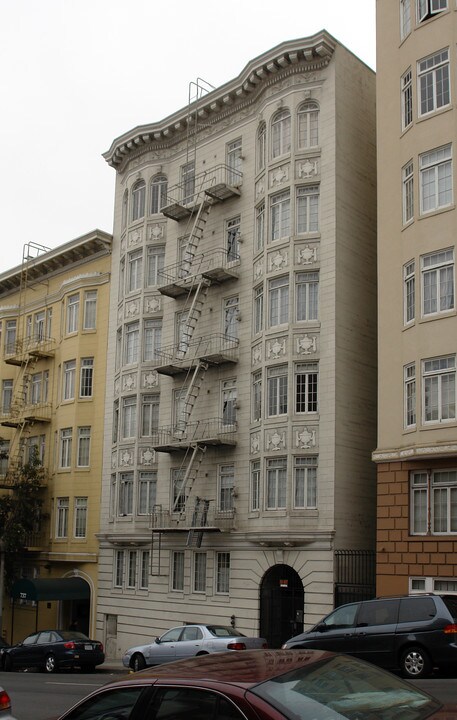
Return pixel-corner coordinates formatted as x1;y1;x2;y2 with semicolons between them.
296;245;318;265
268;249;288;272
253;259;263;280
250;432;261;455
252;344;262;365
295;334;317;355
295;426;317;449
297;158;319;179
267;337;287;359
139;447;156;465
372;443;457;463
266;429;287;451
122;372;137;392
148;223;166;241
270;165;289;187
125;299;141;317
144;295;162;314
142;370;159;388
119;448;134;466
128;228;143;246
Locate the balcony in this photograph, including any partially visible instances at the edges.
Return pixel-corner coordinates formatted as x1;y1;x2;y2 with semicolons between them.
158;248;240;298
0;402;52;428
155;334;239;376
150;504;235;533
152;417;237;452
162;164;242;221
4;336;56;366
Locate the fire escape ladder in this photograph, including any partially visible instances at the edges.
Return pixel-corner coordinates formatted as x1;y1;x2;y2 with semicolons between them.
173;444;207;514
177;279;211;358
180;199;212;277
187;497;210;548
179;361;209;430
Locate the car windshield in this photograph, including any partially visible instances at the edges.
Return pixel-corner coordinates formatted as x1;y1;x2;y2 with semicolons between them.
58;631;90;641
250;654;441;720
206;626;245;638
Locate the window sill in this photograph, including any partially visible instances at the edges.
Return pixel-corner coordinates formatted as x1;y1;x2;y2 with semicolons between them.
418;203;455;221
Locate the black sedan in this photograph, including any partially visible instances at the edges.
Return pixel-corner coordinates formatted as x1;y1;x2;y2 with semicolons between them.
2;630;104;673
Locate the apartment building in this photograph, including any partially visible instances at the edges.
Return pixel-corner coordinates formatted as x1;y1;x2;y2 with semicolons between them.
0;232;112;641
375;1;457;594
98;32;377;657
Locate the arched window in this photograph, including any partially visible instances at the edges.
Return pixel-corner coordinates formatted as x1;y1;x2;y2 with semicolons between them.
256;122;266;173
297;101;319;149
271;109;291;159
131;179;146;221
121;190;128;230
150;175;168;214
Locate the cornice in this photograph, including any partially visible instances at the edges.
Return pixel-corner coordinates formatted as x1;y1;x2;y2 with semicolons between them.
103;32;336;171
373;443;457;463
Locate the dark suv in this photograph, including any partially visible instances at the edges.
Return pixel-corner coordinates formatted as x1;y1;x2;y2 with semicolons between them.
282;594;457;678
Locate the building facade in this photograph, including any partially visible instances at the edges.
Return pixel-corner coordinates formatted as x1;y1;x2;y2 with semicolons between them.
375;1;457;594
98;32;377;657
0;232;112;641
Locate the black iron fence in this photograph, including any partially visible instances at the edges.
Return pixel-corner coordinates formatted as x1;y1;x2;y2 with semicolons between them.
334;549;376;607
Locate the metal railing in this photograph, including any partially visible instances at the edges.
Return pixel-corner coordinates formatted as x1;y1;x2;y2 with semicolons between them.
164;164;242;208
158;247;240;286
5;335;56;360
150;504;235;531
152;417;237;446
155;333;239;368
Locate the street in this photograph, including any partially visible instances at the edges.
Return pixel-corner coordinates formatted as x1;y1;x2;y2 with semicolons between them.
1;668;457;720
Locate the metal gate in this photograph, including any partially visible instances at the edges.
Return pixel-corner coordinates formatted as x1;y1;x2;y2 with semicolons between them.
334;550;376;607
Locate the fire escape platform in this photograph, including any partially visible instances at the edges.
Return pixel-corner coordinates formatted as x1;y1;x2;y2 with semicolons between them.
204;184;241;202
152;419;237;453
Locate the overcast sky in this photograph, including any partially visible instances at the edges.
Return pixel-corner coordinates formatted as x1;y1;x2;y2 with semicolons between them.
0;0;376;272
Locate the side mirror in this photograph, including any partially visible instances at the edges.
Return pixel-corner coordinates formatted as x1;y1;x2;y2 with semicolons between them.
316;623;327;633
155;637;161;644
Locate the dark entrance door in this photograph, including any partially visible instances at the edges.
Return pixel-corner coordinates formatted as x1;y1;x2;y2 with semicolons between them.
259;564;304;648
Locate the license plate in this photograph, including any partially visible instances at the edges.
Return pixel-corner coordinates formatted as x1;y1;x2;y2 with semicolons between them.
84;645;93;650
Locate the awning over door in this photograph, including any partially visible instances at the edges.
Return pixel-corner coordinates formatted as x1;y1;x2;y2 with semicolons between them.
11;577;90;601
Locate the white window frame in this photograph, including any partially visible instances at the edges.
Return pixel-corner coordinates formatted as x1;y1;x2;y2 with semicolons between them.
221;379;237;427
402;160;414;224
223;296;239;339
252;371;262;422
127;550;137;588
421;249;454;316
215;552;230;595
193;552;207;593
138;471;157;515
400;0;412;39
140;550;150;589
267;365;288;417
420;144;453;214
268;275;289;327
401;69;413;131
2;380;13;413
146;245;165;286
418;48;450;117
266;457;287;510
59;428;72;468
417;0;448;24
127;249;143;293
422;355;456;424
131;179;145;221
172;551;185;591
256;123;266;173
296;185;319;234
404;363;417;428
270;191;290;242
56;497;69;538
226;138;242;185
297;101;319;149
143;319;162;362
141;394;159;437
218;464;235;512
80;357;94;398
226;216;241;262
77;426;91;467
294;456;317;509
295;363;318;414
404;260;415;324
62;359;76;401
296;272;319;322
119;472;134;516
114;550;125;587
255;202;265;252
253;285;263;335
271;109;291;158
83;290;97;330
150;175;168;215
74;497;88;538
250;460;260;511
122;396;137;439
66;294;79;335
124;321;140;365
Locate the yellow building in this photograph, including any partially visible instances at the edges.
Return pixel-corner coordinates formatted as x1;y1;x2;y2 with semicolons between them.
0;232;112;642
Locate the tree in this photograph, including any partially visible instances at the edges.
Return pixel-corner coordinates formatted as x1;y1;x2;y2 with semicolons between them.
0;449;46;591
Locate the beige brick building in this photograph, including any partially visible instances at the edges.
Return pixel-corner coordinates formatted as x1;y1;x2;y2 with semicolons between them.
97;32;377;656
375;1;457;594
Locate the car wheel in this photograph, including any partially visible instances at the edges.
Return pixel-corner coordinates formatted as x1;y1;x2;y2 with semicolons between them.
400;646;432;679
131;654;146;672
44;654;58;673
3;655;13;672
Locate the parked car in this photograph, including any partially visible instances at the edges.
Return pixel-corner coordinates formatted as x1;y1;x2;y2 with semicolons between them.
0;687;17;720
0;638;10;667
58;649;447;720
282;593;457;679
2;629;105;673
122;624;268;671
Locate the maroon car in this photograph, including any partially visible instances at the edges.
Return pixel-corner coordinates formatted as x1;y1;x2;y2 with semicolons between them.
57;648;451;720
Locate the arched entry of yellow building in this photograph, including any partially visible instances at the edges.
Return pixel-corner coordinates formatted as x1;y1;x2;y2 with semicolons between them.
259;564;304;648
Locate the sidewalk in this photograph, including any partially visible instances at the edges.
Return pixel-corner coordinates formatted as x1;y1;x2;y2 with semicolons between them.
100;658;130;674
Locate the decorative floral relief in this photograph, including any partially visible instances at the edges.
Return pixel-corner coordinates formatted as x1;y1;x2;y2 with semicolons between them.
270;166;289;187
253;260;263;280
268;250;288;272
125;300;140;317
252;344;262;365
148;224;165;240
142;370;159;388
122;373;137;391
128;228;143;246
267;338;287;359
297;159;319;180
296;334;317;355
266;430;286;451
139;447;155;465
250;433;260;455
296;246;317;265
119;448;134;466
144;295;161;314
295;427;317;449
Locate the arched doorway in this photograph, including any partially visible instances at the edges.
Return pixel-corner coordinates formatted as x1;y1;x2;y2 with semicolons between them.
259;564;304;648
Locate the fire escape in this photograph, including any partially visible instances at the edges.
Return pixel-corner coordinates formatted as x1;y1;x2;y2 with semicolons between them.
149;82;242;571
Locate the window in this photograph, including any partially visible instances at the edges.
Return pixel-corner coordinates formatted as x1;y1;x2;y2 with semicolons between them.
2;380;13;413
269;276;289;326
271;109;291;158
296;185;319;234
172;551;184;591
122;190;128;230
34;311;45;341
113;400;119;444
66;294;79;334
63;360;76;401
74;497;87;538
124;321;140;364
404;260;415;324
418;49;450;117
83;290;97;330
127;249;143;292
253;285;263;335
115;550;125;587
295;363;318;413
56;497;69;538
402;161;414;224
5;319;16;355
140;551;150;589
219;464;234;512
221;379;237;426
421;249;454;316
256;123;266;173
298;101;319;148
119;472;134;515
423;355;456;423
420;144;452;214
251;460;260;511
122;397;137;439
181;160;195;204
417;0;448;23
131;179;145;221
267;365;288;417
226;216;240;262
77;426;91;467
150;175;168;214
30;373;42;404
224;296;239;339
255;202;265;252
296;272;319;321
405;363;416;428
294;456;317;508
146;246;165;286
124;550;137;588
401;69;413;131
60;428;72;468
193;553;207;593
270;191;290;242
411;470;457;534
266;457;287;509
43;370;49;402
119;259;125;301
138;471;157;515
401;0;412;38
80;357;94;397
0;439;9;475
143;319;162;362
141;394;159;436
172;468;186;512
216;552;230;594
226;138;242;185
252;371;262;422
